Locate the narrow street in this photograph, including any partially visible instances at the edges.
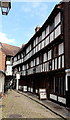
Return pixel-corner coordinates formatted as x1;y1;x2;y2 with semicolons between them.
2;90;62;119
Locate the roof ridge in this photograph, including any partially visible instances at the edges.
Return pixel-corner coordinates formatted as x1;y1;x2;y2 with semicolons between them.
2;42;20;48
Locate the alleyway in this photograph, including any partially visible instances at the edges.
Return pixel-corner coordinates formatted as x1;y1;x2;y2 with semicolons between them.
2;90;62;119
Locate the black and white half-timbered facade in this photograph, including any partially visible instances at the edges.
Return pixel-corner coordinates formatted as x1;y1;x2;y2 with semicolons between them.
12;2;70;107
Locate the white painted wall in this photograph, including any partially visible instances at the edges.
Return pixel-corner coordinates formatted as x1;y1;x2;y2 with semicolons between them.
0;72;5;93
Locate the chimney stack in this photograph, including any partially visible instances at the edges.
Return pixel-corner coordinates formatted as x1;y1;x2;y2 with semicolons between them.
35;25;41;33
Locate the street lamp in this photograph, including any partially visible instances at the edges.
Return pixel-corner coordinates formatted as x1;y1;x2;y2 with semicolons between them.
0;0;11;15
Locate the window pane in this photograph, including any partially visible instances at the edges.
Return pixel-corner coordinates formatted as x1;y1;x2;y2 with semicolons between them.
55;12;61;27
50;20;54;32
58;43;64;55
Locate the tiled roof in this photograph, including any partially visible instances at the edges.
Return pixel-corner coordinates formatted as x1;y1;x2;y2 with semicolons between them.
13;44;25;56
1;43;20;56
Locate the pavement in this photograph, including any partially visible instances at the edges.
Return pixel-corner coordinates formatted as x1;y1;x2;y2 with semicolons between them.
17;90;70;120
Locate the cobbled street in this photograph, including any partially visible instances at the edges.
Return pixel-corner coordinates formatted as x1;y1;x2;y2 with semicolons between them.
2;90;62;119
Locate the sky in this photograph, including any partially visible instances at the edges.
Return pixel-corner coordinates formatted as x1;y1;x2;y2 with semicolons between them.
0;0;61;47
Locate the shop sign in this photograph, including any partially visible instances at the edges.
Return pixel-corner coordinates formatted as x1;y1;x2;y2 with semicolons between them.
39;88;47;100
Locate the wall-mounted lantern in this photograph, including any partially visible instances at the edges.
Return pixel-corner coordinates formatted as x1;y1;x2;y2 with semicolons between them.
0;0;11;15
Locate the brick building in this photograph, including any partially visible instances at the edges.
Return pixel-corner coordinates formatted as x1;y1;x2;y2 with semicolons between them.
12;2;70;107
0;42;20;93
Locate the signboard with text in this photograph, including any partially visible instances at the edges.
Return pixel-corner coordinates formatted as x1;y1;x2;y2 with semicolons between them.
39;88;47;100
23;86;27;92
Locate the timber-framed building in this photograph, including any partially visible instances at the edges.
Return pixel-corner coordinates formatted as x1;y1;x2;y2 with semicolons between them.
12;2;70;107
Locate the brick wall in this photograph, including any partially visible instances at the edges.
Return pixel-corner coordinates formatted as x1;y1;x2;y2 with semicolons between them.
0;50;6;72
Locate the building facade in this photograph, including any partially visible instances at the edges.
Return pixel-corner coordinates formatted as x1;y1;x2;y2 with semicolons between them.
12;2;70;107
0;42;20;93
